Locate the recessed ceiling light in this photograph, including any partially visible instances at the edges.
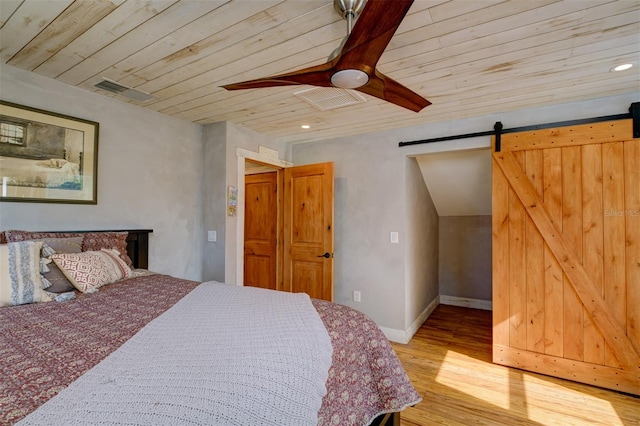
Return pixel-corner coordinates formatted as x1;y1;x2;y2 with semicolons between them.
301;124;310;129
611;63;633;72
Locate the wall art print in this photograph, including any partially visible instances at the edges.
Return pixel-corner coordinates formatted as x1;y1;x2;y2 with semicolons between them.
0;100;98;204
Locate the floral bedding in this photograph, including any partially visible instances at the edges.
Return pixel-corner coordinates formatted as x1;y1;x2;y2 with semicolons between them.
313;299;421;425
0;274;420;425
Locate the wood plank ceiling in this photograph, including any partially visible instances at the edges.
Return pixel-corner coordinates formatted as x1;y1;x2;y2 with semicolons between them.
1;0;638;144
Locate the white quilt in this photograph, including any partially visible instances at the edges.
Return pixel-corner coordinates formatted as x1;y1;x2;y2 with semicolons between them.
19;281;333;425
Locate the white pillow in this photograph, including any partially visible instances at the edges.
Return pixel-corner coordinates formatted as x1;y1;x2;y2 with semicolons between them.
51;249;132;293
0;241;52;307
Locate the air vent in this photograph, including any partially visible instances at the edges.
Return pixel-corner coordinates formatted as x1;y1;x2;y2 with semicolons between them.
294;87;366;111
94;78;154;102
94;79;127;93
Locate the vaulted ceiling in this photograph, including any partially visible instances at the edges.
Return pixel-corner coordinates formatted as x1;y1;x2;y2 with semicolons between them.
1;0;638;144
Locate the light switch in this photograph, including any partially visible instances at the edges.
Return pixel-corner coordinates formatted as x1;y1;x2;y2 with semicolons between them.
390;231;399;244
208;230;217;242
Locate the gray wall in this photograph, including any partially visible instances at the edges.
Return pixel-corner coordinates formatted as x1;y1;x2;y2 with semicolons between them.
0;64;204;280
439;215;492;301
203;122;227;282
292;91;639;337
202;121;289;284
405;157;439;328
292;132;413;332
3;61;637;338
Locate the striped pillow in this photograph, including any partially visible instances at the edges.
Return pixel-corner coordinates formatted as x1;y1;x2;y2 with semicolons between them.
51;249;132;293
0;241;53;307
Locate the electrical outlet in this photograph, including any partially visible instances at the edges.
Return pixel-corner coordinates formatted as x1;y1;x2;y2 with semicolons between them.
207;230;217;242
353;290;361;302
390;231;399;244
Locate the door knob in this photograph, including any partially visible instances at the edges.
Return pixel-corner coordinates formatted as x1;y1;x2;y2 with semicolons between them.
317;252;331;258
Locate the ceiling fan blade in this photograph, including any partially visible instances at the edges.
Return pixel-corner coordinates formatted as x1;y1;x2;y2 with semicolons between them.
337;0;414;70
222;62;334;90
222;0;428;113
357;70;431;112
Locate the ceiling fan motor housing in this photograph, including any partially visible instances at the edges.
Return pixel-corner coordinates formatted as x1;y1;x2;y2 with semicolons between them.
331;0;368;88
334;0;366;20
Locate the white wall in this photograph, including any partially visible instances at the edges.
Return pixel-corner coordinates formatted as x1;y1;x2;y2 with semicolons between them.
0;64;204;280
292;91;639;339
416;148;492;216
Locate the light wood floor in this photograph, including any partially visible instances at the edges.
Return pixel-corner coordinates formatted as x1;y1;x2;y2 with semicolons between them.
391;305;639;426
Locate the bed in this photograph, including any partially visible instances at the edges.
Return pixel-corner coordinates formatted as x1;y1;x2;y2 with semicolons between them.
0;229;420;425
0;156;80;189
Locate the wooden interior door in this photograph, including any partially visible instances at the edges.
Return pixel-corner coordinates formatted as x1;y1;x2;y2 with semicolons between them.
492;119;639;395
244;171;277;290
283;162;334;301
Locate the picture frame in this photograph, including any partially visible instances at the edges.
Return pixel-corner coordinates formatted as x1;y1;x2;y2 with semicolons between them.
0;100;99;204
228;185;237;216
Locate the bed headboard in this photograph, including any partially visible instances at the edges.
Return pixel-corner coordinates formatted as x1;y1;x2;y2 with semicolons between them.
122;230;152;269
44;229;153;269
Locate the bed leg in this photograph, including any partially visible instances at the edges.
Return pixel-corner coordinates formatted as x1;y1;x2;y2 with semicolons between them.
371;411;400;426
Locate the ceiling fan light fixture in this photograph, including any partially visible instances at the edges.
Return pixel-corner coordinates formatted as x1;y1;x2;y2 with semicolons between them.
611;63;633;72
331;69;369;89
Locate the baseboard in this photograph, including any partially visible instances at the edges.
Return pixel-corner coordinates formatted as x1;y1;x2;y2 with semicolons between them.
379;296;439;344
379;296;491;343
379;327;409;344
439;295;492;311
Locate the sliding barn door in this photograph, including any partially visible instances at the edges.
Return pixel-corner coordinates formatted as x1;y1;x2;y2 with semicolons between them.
492;119;639;395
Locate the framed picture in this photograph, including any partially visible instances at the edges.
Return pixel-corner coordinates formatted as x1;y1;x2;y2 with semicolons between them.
0;100;99;204
228;185;237;216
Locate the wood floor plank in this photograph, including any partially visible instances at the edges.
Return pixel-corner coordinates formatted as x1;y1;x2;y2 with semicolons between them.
391;305;639;426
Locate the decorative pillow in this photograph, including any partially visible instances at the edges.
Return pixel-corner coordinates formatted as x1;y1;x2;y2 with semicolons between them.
37;237;84;254
51;249;132;293
0;231;7;244
82;232;133;268
0;241;52;307
32;237;84;294
6;230;84;242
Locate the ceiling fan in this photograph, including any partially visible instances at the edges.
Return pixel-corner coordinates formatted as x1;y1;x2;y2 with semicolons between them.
221;0;430;112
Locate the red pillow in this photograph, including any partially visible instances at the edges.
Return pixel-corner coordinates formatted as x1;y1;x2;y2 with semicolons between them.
6;230;83;242
6;230;133;268
81;232;133;268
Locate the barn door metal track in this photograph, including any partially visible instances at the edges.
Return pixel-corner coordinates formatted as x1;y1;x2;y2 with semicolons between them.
398;102;639;152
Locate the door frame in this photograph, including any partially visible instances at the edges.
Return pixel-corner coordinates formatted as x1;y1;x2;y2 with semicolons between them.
236;147;292;286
